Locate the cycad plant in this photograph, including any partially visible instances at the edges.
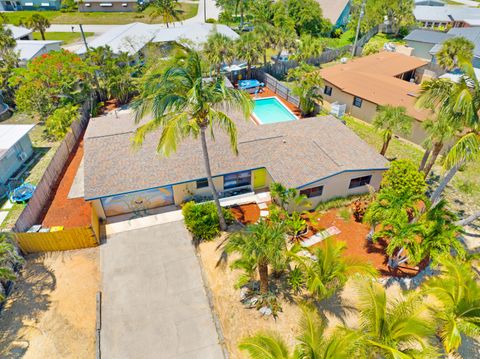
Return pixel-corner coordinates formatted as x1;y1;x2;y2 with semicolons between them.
132;49;253;231
239;305;360;359
290;239;377;300
223;220;288;294
354;279;438;359
424;256;480;355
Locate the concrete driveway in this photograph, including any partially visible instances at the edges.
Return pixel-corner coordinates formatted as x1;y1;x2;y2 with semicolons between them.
100;221;224;359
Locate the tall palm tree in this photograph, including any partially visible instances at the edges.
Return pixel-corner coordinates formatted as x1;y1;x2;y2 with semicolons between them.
354;279;438;359
235;32;263;78
436;36;474;72
223;220;287;294
239;305;360;359
253;22;276;66
290;239;377;300
290;66;323;116
292;34;323;63
22;14;50;40
424;256;480;355
149;0;182;28
373;105;413;156
132;49;253;230
203;32;233;77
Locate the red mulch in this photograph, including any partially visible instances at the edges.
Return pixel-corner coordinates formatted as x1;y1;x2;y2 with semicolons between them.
41;137;92;229
230;203;423;277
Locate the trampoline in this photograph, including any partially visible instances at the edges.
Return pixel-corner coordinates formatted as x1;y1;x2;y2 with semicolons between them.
10;183;36;203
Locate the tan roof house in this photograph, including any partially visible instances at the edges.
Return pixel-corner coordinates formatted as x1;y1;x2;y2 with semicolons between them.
316;0;351;28
83;109;388;220
320;51;432;144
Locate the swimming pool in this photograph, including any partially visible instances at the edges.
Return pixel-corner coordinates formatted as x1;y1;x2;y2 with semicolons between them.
252;97;297;124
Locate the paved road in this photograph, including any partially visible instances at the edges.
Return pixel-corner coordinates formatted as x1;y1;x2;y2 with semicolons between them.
47;0;220;34
100;221;224;359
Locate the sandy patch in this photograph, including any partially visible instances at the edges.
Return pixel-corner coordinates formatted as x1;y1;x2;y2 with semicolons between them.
0;247;99;359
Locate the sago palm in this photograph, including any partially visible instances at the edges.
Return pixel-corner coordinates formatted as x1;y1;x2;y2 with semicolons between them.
239;305;360;359
373;105;413;156
290;239;377;300
424;256;480;354
354;279;438;359
132;49;253;230
223;220;287;294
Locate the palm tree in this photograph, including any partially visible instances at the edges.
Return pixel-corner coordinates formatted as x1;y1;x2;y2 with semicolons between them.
424;256;480;354
132;49;253;230
290;239;377;300
149;0;182;28
292;34;323;63
239;305;360;359
354;279;438;358
436;36;474;71
290;66;323;116
203;32;233;77
253;22;276;66
22;14;50;40
373;105;413;156
223;220;287;294
235;32;262;78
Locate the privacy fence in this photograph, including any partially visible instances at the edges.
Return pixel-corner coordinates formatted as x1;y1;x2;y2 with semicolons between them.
263;25;380;79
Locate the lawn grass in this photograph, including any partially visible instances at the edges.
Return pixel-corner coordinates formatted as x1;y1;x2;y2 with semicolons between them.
0;113;61;229
364;33;406;48
33;31;94;44
319;29;355;49
3;4;197;25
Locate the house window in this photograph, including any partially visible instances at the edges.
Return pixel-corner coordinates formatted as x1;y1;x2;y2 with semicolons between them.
122;2;127;6
300;186;324;198
85;3;90;5
324;86;332;96
196;178;209;189
349;175;372;189
224;171;251;189
353;96;363;108
99;2;112;6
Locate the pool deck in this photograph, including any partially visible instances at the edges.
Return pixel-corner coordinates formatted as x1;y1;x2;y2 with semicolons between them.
253;88;302;118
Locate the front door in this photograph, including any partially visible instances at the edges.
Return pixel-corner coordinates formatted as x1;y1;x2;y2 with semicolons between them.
252;168;267;189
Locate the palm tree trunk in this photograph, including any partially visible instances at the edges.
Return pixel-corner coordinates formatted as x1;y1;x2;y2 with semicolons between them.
247;63;251;79
423;142;443;176
455;211;480;227
380;133;391;156
200;126;227;231
263;50;267;67
430;161;463;207
40;30;45;40
258;260;269;294
419;147;431;171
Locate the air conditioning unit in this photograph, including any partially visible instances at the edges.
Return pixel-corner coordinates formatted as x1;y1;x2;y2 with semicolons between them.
18;152;28;161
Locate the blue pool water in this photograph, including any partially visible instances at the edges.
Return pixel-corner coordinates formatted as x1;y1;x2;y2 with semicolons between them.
253;97;297;124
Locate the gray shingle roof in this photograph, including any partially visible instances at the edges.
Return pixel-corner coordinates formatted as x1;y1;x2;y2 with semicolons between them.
448;27;480;58
83;110;388;200
414;5;480;22
404;29;453;44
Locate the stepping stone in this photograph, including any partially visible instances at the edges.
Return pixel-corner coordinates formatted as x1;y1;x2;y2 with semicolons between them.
0;211;8;226
258;202;268;209
1;201;13;210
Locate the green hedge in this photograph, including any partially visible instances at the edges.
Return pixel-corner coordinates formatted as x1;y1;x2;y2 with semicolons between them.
182;201;234;241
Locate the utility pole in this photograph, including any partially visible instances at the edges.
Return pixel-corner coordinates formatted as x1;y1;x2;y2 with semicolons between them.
351;0;366;57
204;0;206;22
79;24;90;52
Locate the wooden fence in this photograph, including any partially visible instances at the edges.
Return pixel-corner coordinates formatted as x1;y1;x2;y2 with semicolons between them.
14;101;91;233
14;226;99;253
254;70;301;107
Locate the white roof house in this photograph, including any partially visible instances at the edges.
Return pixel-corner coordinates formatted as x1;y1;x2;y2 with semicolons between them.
77;22;240;55
414;5;480;24
0;124;34;160
6;25;33;40
15;40;63;63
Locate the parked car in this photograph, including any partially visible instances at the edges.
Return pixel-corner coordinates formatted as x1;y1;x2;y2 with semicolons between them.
271;53;290;62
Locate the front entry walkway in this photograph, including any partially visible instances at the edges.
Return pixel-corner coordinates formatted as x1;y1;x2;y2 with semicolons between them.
100;221;224;359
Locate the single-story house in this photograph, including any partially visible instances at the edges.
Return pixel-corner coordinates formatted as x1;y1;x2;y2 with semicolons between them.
414;5;480;28
404;29;452;60
6;24;33;40
315;0;351;28
0;124;34;185
430;27;480;68
77;22;240;56
414;0;444;6
0;0;20;10
19;0;60;9
76;0;138;12
15;40;62;65
319;51;431;145
83;110;388;220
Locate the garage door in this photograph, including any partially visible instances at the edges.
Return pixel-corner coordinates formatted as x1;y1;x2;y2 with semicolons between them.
101;186;174;217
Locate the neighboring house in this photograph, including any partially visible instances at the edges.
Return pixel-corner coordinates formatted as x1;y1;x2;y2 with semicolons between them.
0;0;21;11
15;40;62;65
430;27;480;67
320;52;431;144
404;29;452;59
414;5;480;28
414;0;444;6
19;0;60;9
77;0;138;12
315;0;351;28
6;24;33;40
77;22;240;56
0;125;34;185
83;110;388;220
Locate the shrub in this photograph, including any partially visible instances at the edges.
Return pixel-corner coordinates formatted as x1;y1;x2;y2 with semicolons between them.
182;201;234;241
205;18;217;23
362;41;382;56
381;159;427;197
331;27;343;38
45;104;79;140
